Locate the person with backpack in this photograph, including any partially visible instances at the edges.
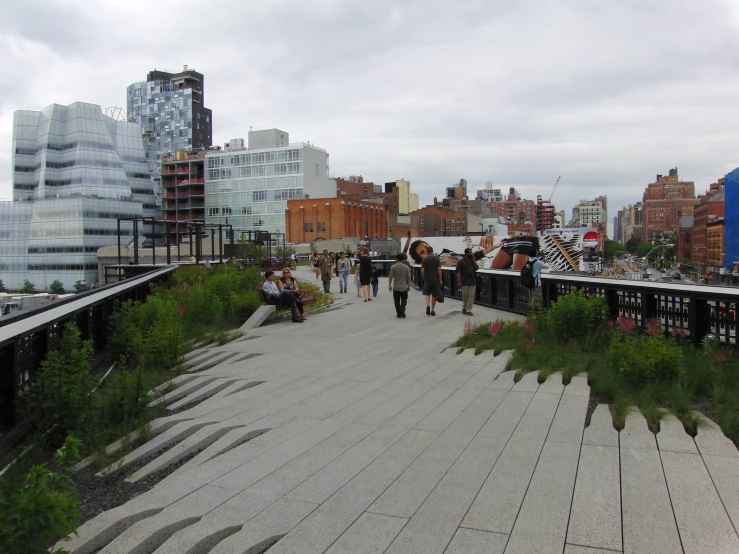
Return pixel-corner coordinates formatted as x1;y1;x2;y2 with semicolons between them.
521;252;550;309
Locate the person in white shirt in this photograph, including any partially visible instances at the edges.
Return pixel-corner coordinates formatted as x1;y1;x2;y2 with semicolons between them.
262;271;305;322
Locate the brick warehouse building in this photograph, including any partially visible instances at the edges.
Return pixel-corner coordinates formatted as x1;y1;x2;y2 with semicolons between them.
642;168;697;242
285;198;388;243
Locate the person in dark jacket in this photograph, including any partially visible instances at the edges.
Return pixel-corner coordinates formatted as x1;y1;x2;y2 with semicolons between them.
371;266;380;297
359;247;373;302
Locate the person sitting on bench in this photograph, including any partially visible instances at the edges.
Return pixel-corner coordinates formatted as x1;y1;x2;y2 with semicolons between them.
262;271;305;322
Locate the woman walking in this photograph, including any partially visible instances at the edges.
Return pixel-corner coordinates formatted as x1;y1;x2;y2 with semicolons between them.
359;247;373;302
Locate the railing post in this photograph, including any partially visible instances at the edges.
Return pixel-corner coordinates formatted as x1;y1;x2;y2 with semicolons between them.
133;219;139;266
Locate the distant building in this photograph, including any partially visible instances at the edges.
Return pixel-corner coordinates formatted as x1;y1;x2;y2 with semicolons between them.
161;149;207;243
641;168;697;242
414;205;470;237
578;198;607;227
335;176;379;200
677;215;694;262
1;102;158;290
536;195;556;232
692;179;724;267
476;182;504;202
384;179;419;215
205;129;333;236
127;66;212;204
285;198;387;243
446;179;467;200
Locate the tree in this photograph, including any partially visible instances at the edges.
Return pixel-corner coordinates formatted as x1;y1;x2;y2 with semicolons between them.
309;241;318;256
21;280;37;294
0;280;6;293
624;237;641;254
48;280;65;294
73;281;88;293
636;243;656;257
604;240;624;259
274;245;295;262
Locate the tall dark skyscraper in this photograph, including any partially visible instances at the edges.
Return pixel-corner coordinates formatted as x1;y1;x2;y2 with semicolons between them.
127;65;212;204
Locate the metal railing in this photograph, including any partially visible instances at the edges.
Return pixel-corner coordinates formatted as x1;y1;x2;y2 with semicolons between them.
0;266;176;427
411;266;739;347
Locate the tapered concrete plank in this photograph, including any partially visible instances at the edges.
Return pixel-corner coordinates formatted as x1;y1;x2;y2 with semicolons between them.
153;491;273;554
694;413;739;458
150;373;201;396
98;420;214;476
657;414;698;454
455;348;478;361
239;304;276;331
149;377;218;407
511;370;540;392
385;394;534;554
445;528;507;553
269;430;439;554
487;370;516;391
564;373;590;396
620;410;656;450
184;346;213;362
247;423;378;502
285;366;478;505
325;513;408;554
167;378;240;411
208;498;318;554
98;484;238;554
414;361;502;432
703;454;739;535
186;351;238;374
538;371;565;394
280;379;366;419
126;422;245;483
547;393;589;445
582;404;618;447
567;445;622;552
57;480;205;554
661;450;739;553
621;447;681;554
564;546;619;554
473;349;498;363
505;441;580;554
370;390;507;518
506;388;561;443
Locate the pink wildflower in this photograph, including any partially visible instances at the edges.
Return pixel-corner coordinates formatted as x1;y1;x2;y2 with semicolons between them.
608;320;614;329
177;305;186;317
672;327;688;340
618;317;637;334
489;320;503;338
715;351;727;363
523;320;534;334
647;318;662;338
463;319;479;336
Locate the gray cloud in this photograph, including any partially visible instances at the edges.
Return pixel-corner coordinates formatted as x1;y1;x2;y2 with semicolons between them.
2;0;739;229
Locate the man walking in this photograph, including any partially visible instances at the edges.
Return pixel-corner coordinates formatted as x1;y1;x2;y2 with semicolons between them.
319;249;333;293
527;252;550;309
421;245;442;316
456;247;478;315
336;252;351;294
388;253;411;318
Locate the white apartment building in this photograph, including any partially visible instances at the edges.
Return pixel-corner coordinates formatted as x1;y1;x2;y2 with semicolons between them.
204;129;333;235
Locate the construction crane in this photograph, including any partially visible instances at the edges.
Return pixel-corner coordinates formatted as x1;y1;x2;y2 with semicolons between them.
548;175;561;201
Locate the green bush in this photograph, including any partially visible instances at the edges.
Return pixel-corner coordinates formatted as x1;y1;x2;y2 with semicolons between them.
0;434;82;553
23;324;93;438
607;333;683;385
544;290;606;345
21;279;37;294
48;280;65;294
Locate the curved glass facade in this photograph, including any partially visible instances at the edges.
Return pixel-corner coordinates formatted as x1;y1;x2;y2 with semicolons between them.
0;102;158;291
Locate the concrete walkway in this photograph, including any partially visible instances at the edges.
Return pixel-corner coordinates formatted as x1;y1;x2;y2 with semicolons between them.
62;269;739;554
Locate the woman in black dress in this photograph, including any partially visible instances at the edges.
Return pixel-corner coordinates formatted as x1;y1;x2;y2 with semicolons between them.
359;247;373;302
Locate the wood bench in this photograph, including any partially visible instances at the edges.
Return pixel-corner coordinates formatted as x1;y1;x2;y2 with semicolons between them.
255;287;317;311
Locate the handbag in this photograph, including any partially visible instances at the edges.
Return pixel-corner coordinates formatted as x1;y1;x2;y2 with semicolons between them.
434;286;445;303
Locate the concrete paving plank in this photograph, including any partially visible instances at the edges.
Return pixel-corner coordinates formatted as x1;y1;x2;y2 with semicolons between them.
487;370;516;391
268;430;438;554
325;513;408;554
511;370;540;392
538;371;565;394
563;373;590;396
657;414;698;454
166;378;240;411
208;498;318;554
564;546;621;554
661;450;739;553
546;393;589;445
694;413;739;458
620;446;681;554
505;441;581;554
369;389;507;518
703;454;739;535
567;445;622;552
385;393;535;553
582;404;618;447
620;410;656;450
445;528;507;553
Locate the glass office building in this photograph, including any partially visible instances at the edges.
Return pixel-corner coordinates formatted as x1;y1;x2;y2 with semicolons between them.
127;67;212;205
204;129;334;235
0;102;158;291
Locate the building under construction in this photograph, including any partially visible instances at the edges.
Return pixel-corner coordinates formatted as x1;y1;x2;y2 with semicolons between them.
536;195;556;232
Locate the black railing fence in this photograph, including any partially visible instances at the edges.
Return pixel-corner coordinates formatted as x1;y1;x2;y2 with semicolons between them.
0;266;176;428
411;266;739;348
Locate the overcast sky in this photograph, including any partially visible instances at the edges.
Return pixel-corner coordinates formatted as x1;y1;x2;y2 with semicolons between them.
2;0;739;233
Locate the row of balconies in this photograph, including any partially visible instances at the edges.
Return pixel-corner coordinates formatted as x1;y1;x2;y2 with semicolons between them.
162;178;205;186
164;191;205;199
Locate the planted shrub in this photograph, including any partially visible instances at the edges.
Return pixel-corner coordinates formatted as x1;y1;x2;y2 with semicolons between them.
607;333;683;385
544;290;606;345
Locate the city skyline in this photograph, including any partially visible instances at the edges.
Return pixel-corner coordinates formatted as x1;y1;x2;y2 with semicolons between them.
2;0;739;225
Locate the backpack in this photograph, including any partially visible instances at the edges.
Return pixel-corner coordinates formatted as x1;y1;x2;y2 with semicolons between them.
521;257;537;289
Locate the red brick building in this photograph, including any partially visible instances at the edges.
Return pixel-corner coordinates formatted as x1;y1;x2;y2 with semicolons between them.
414;205;470;237
285;198;387;243
335;176;380;200
691;180;724;266
707;220;725;270
642;168;697;242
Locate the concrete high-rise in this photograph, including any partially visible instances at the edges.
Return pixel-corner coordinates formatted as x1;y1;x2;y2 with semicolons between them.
127;66;212;205
1;102;158;290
